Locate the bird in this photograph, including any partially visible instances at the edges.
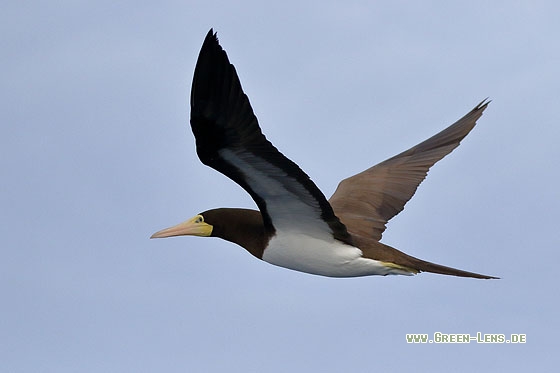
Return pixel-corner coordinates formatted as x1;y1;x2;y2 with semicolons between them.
151;29;498;279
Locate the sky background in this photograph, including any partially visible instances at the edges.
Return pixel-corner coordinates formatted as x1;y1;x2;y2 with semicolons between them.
2;1;559;371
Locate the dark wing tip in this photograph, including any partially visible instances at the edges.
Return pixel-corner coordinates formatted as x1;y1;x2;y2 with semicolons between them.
474;97;491;114
410;98;490;156
205;28;217;45
478;97;491;108
190;28;262;161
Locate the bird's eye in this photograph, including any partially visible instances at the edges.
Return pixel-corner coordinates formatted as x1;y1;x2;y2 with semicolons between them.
195;215;204;223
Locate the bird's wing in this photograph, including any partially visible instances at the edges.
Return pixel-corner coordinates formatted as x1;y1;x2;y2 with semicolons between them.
190;29;352;244
329;100;489;241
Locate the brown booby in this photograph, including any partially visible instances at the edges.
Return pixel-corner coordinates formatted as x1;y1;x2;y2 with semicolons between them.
151;29;497;279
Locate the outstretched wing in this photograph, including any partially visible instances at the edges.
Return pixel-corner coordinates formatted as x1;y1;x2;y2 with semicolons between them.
329;100;489;241
190;29;352;244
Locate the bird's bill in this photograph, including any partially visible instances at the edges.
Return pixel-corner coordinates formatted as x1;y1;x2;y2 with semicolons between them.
150;215;212;238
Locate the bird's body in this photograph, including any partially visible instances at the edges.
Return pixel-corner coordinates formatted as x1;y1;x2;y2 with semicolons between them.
264;235;413;277
151;29;497;280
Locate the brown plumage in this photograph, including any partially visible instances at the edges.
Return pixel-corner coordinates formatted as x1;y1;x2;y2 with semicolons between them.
327;100;496;278
329;101;487;241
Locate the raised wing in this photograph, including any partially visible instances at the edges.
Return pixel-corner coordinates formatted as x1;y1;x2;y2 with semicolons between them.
190;29;352;244
329;100;489;241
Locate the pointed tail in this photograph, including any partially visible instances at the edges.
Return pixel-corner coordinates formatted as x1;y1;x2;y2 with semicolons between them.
412;257;499;279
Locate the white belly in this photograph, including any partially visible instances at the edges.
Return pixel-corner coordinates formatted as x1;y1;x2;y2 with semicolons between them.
262;233;414;277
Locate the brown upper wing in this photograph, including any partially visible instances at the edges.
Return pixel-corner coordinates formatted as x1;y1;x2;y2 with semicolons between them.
329;100;489;241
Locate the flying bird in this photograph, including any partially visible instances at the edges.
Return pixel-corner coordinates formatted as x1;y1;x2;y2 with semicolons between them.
151;29;497;279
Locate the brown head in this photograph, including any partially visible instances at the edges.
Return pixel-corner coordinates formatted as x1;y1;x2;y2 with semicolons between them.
151;208;269;259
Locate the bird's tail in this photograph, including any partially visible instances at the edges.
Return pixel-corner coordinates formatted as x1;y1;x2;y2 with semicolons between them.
409;257;499;279
360;239;498;279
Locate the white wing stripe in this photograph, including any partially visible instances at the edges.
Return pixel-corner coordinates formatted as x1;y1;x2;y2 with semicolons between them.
219;148;333;239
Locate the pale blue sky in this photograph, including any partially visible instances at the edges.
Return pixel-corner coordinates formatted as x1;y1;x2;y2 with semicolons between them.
2;1;559;371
